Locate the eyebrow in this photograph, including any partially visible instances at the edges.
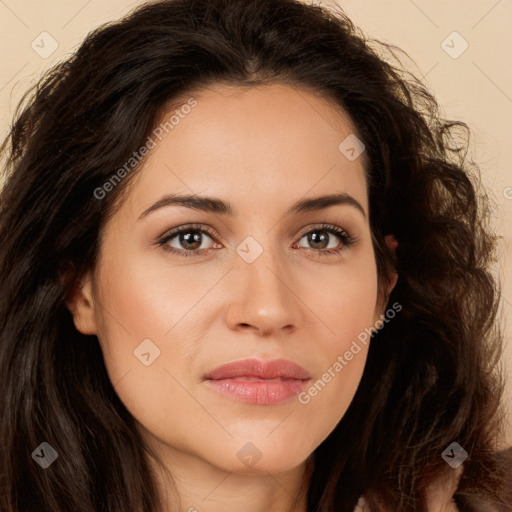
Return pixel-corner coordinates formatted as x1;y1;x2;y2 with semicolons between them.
138;192;366;220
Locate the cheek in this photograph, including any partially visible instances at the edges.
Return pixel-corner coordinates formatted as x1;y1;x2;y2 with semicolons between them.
93;249;219;364
293;327;371;453
91;256;205;450
91;249;222;430
302;249;379;347
292;253;378;440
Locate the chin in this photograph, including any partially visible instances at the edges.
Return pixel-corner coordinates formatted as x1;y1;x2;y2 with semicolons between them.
210;439;313;475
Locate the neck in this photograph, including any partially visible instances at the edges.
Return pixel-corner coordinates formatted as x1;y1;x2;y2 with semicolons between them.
148;447;314;512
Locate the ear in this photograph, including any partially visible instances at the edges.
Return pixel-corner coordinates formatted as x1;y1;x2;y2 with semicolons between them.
65;271;98;335
373;235;399;321
384;234;399;293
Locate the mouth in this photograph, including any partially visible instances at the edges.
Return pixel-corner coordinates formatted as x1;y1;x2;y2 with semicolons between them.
203;358;311;405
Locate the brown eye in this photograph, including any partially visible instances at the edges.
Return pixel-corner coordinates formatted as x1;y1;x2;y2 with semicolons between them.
302;230;334;250
158;225;220;257
170;230;208;251
296;225;355;254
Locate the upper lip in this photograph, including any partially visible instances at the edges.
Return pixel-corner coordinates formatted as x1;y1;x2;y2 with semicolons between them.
203;358;311;381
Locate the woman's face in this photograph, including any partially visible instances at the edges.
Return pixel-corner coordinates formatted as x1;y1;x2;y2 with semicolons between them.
71;83;396;475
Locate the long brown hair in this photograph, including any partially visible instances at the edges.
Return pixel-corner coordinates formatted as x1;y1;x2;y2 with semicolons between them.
1;0;510;510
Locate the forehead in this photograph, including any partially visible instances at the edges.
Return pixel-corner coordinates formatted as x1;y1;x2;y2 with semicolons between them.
121;83;369;218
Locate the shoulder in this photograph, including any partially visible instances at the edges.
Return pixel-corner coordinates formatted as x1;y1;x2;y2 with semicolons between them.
353;496;369;511
424;465;463;512
354;466;463;512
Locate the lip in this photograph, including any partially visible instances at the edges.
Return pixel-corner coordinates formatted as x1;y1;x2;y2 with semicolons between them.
203;358;312;405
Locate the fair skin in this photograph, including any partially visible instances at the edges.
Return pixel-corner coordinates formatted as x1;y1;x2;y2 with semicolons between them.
69;82;464;512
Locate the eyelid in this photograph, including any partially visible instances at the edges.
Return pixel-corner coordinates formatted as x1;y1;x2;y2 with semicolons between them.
157;223;220;250
295;223;357;252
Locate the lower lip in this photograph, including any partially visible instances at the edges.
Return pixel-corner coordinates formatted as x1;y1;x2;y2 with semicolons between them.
205;378;309;405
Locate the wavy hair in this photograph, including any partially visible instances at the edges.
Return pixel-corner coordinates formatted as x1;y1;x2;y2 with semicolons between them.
0;0;510;510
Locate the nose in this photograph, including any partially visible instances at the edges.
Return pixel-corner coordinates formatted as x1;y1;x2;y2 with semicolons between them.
224;244;303;337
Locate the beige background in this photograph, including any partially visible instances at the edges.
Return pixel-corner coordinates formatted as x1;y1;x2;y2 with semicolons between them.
1;0;511;447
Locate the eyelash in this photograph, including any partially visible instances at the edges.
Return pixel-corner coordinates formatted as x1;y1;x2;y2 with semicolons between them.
157;223;357;258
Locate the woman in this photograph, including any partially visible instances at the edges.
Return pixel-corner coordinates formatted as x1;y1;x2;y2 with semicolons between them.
0;0;510;510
